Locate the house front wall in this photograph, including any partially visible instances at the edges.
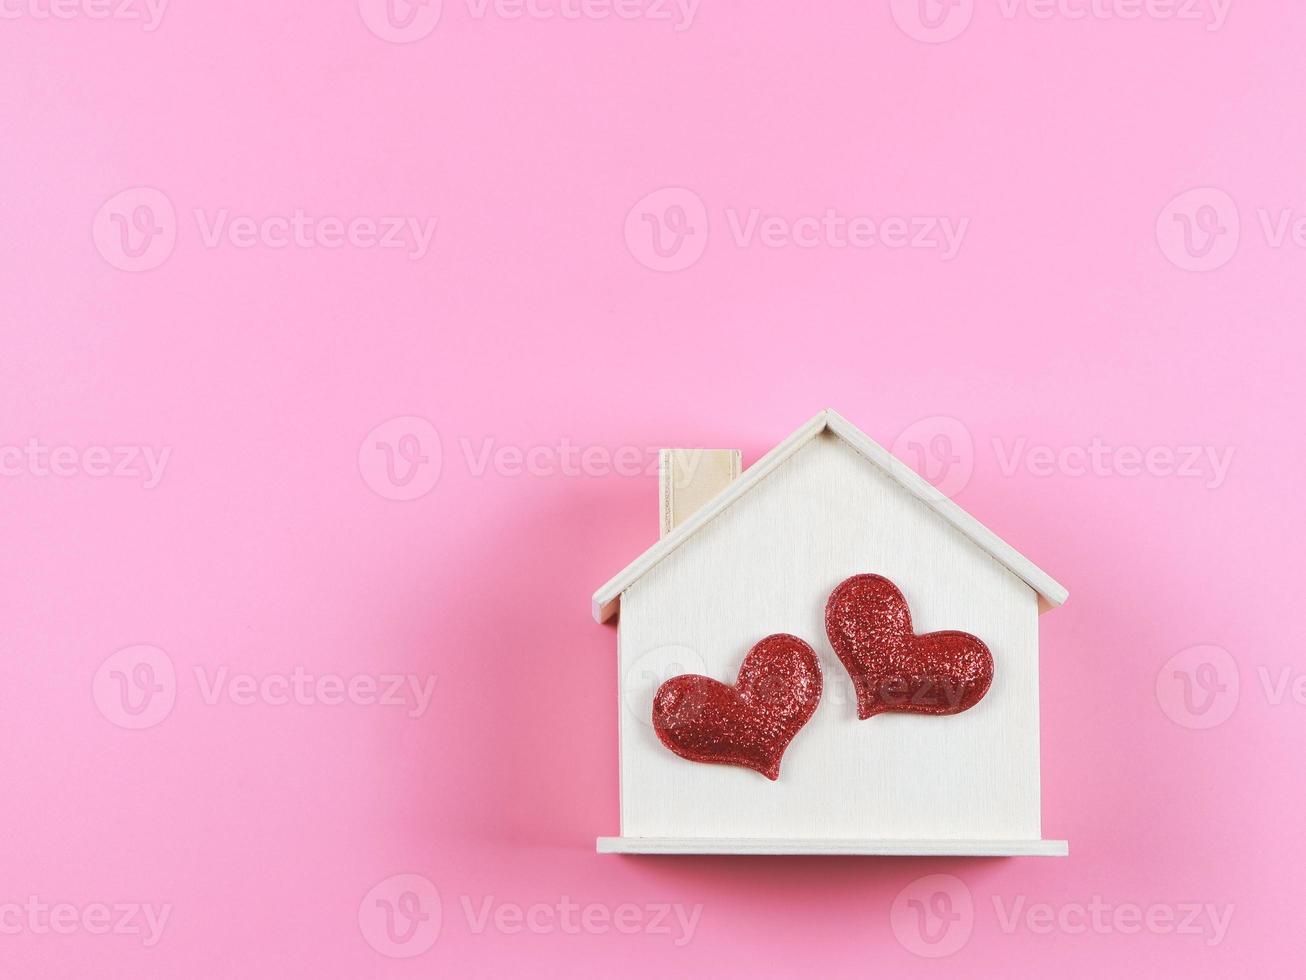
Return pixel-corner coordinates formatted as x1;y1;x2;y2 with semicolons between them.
617;431;1043;841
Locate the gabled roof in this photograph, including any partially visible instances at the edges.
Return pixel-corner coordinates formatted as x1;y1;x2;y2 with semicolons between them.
592;409;1068;623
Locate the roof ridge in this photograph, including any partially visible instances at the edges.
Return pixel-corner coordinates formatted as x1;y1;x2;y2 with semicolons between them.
591;410;1067;623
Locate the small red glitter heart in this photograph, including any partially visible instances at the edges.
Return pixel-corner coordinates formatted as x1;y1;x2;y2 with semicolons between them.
826;574;993;720
652;634;822;781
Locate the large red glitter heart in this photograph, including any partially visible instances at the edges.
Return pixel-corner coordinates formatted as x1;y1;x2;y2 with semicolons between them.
825;574;993;720
652;634;822;781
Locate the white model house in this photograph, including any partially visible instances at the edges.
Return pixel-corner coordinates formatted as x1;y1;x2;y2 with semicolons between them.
592;409;1068;856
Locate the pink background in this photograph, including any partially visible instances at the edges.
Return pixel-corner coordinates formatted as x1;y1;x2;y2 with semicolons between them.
1;1;1301;975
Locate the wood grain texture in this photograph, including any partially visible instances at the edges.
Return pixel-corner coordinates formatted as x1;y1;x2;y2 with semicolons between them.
616;431;1046;842
592;409;1067;622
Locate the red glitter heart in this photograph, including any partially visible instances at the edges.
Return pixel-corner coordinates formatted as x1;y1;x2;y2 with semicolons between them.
825;574;993;720
652;634;822;781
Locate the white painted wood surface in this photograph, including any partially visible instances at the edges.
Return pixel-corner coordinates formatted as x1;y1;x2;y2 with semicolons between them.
597;837;1068;857
615;431;1047;843
592;409;1068;623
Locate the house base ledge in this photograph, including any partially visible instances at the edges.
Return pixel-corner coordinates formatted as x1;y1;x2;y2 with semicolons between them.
597;837;1068;857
